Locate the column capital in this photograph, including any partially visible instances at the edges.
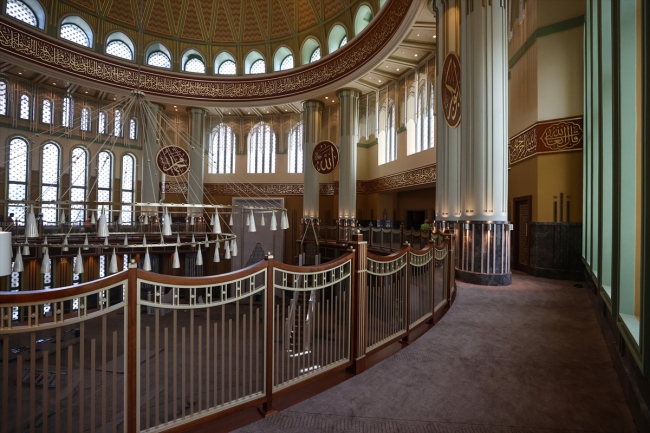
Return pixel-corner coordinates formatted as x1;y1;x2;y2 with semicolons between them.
302;99;324;110
186;107;209;116
337;88;361;99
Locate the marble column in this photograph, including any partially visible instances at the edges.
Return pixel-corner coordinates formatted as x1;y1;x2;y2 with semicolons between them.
302;100;323;220
337;88;361;224
434;0;463;226
457;0;511;285
141;103;162;211
187;108;207;213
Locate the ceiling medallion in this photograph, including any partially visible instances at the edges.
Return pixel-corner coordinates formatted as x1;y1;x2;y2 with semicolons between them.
441;51;461;128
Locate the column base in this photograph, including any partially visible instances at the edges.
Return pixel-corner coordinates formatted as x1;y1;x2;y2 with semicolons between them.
456;268;512;286
457;221;512;286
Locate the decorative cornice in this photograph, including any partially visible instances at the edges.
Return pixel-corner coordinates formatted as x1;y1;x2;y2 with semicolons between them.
161;164;437;197
0;0;412;103
508;116;583;166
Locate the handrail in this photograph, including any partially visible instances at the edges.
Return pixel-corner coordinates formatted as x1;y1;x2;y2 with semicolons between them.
272;251;354;273
136;258;268;286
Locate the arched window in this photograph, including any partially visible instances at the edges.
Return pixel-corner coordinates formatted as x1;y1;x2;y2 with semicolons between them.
280;55;293;70
41;99;53;124
80;107;90;131
19;94;30;120
250;59;265;74
114;109;122;136
41;142;60;223
429;82;435;149
310;47;321;63
328;25;347;53
385;104;396;163
209;124;236;174
121;154;135;225
354;5;373;35
129;118;137;140
218;60;236;74
98;111;107;134
147;51;171;68
0;81;7;115
6;0;39;28
60;22;90;47
70;147;88;223
288;122;304;174
301;38;320;65
248;122;276;173
97;151;113;217
7;137;29;224
62;95;73;127
184;55;205;73
106;40;132;60
415;86;428;152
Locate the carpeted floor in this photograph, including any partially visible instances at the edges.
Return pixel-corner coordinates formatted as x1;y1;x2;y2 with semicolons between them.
234;273;637;433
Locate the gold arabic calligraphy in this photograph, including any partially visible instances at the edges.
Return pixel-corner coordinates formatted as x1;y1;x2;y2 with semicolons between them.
442;52;461;128
540;121;582;150
156;146;190;177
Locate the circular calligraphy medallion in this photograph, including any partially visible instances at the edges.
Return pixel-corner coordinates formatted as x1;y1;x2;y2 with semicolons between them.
156;146;191;177
441;52;461;128
312;141;339;175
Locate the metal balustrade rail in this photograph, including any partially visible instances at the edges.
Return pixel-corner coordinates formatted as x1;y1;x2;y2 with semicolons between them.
0;232;456;433
318;223;431;252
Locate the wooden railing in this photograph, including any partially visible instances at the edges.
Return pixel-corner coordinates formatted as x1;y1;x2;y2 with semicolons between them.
0;233;455;433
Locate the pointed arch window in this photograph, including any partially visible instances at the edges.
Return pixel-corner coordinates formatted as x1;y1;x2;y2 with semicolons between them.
385;104;396;163
209;124;236;174
41;142;60;223
19;94;30;120
288;122;304;174
41;99;53;124
98;111;107;134
7;137;29;224
129;118;137;140
70;147;88;223
248;122;276;173
81;107;91;131
0;81;7;115
97;151;113;217
62;95;73;127
6;0;38;27
121;154;135;225
429;82;435;149
114;109;122;136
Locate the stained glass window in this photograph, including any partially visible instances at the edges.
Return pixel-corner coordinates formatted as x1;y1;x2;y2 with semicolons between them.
81;107;90;131
147;51;171;68
209;124;236;174
6;0;37;27
19;94;30;120
98;111;107;134
386;104;396;162
97;151;113;217
339;36;347;48
250;59;265;74
70;147;88;223
106;40;132;60
41;99;52;124
280;55;294;70
114;109;122;136
185;57;205;73
7;137;29;223
41;142;60;223
310;47;321;63
129;118;137;140
0;81;7;115
248;122;276;173
62;96;73;127
288;122;303;173
121;154;135;225
60;23;90;47
218;60;236;75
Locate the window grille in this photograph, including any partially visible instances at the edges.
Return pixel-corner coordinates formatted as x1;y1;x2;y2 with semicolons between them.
19;94;30;120
41;142;60;223
218;60;236;75
7;137;29;223
62;96;73;127
310;47;321;63
70;147;88;223
129;118;137;139
114;109;122;136
280;55;294;70
288;122;304;173
0;81;7;115
250;59;265;74
97;151;113;217
185;57;205;73
106;40;132;60
248;122;276;173
81;107;90;131
385;105;396;162
60;23;90;47
98;111;107;134
6;0;37;27
121;154;135;225
147;51;171;68
209;124;236;174
41;99;52;124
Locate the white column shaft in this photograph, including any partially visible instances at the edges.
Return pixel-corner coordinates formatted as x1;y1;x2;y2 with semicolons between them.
337;89;361;219
302;100;323;218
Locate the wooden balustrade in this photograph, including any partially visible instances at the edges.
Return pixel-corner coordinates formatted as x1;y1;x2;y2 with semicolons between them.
0;235;455;433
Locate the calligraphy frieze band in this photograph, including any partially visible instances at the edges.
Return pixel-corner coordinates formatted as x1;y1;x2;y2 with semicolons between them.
508;116;583;166
161;164;437;196
0;0;411;102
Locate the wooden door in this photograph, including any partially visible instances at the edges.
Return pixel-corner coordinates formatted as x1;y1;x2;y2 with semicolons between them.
512;196;532;273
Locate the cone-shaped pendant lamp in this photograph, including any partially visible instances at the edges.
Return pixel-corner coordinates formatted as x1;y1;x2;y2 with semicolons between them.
260;212;266;227
83;235;89;250
248;210;256;232
212;210;222;234
142;234;147;246
191;234;196;246
204;234;209;250
162;210;172;236
143;248;152;271
25;205;38;237
97;213;109;237
224;241;231;259
245;213;250;226
104;237;109;246
190;215;195;226
59;209;65;225
42;236;48;253
270;211;277;231
13;248;24;272
124;235;129;246
176;234;181;245
62;235;69;252
281;211;289;229
91;212;96;225
108;249;118;274
229;212;234;225
172;246;180;268
41;249;51;274
143;214;149;224
213;241;220;262
22;238;30;256
196;247;203;266
74;249;85;274
231;238;238;257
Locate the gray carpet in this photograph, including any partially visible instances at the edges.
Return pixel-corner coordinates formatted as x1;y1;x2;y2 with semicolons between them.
235;273;637;433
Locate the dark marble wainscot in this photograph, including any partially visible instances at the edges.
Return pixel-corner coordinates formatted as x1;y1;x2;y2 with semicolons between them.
529;222;582;280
